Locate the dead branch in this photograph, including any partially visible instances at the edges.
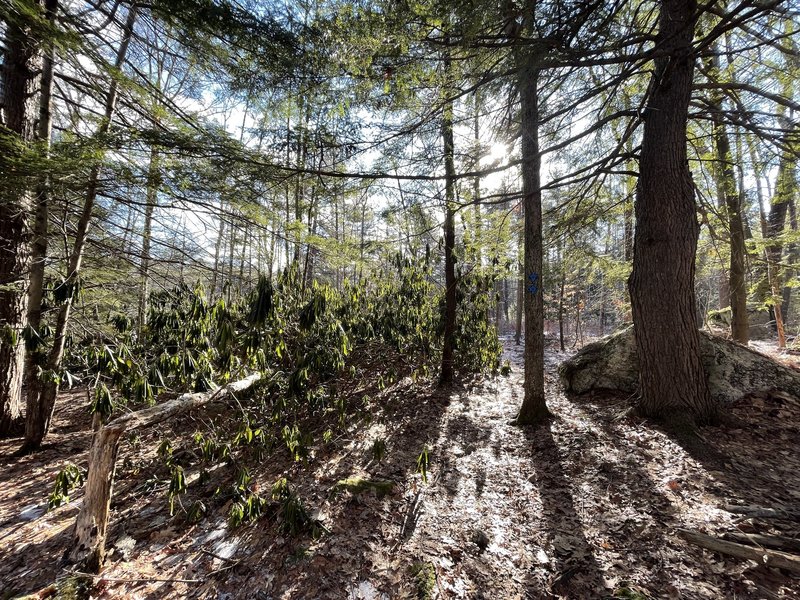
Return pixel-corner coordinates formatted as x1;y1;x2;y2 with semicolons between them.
723;505;800;522
677;528;800;574
723;532;800;553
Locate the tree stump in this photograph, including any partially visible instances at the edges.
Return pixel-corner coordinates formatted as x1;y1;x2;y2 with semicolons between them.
69;374;260;571
559;328;800;404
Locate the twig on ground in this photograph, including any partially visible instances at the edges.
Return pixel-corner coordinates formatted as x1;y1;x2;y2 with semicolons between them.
72;570;203;584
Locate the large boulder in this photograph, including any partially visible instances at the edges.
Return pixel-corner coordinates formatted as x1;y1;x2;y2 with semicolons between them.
559;327;800;404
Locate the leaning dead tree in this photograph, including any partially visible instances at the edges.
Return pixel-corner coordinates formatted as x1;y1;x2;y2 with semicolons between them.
560;328;800;404
70;374;261;572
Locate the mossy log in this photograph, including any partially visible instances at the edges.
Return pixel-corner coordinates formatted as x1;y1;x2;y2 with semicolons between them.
559;327;800;404
332;477;394;497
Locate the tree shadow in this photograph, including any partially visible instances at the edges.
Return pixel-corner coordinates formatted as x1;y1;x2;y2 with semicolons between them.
521;418;611;597
576;389;800;511
563;389;798;597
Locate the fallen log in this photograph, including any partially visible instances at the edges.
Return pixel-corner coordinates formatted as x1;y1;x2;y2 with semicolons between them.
559;327;800;404
677;528;800;573
69;373;261;572
723;504;800;522
724;532;800;553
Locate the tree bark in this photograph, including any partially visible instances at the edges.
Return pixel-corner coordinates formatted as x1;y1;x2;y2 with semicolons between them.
27;6;137;449
708;49;748;343
514;54;550;425
0;1;45;435
211;201;226;296
628;0;716;426
781;196;797;327
138;147;160;330
766;153;792;348
559;266;566;352
439;46;457;386
23;0;58;448
677;529;800;574
514;219;523;346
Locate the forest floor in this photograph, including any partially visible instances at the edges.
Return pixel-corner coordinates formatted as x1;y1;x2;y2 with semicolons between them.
2;337;800;599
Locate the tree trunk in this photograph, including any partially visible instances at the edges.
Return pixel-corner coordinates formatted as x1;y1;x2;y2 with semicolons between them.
514;55;550;425
514;220;523;346
558;247;566;351
439;49;457;386
708;49;748;343
23;0;58;448
471;88;482;266
138;147;160;330
766;153;792;348
623;179;634;264
27;6;137;449
781;196;797;327
0;1;45;435
211;201;226;296
627;0;716;426
764;33;796;347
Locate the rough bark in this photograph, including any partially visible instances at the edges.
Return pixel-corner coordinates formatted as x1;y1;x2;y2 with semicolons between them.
707;47;748;343
70;373;261;571
514;223;523;346
0;1;44;435
514;54;550;424
764;32;796;347
558;268;566;352
559;327;800;405
627;0;716;425
766;155;792;348
439;49;457;386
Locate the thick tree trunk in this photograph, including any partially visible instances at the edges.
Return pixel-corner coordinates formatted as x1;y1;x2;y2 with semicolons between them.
628;0;716;426
440;57;457;386
0;2;45;435
514;56;550;424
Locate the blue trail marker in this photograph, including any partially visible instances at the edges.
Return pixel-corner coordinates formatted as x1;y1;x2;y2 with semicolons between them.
527;272;539;294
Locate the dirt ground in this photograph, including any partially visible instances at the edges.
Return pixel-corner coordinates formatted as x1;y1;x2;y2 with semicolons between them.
1;337;799;599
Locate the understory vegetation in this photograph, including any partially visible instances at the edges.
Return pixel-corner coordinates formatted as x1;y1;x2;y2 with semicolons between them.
50;257;502;527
